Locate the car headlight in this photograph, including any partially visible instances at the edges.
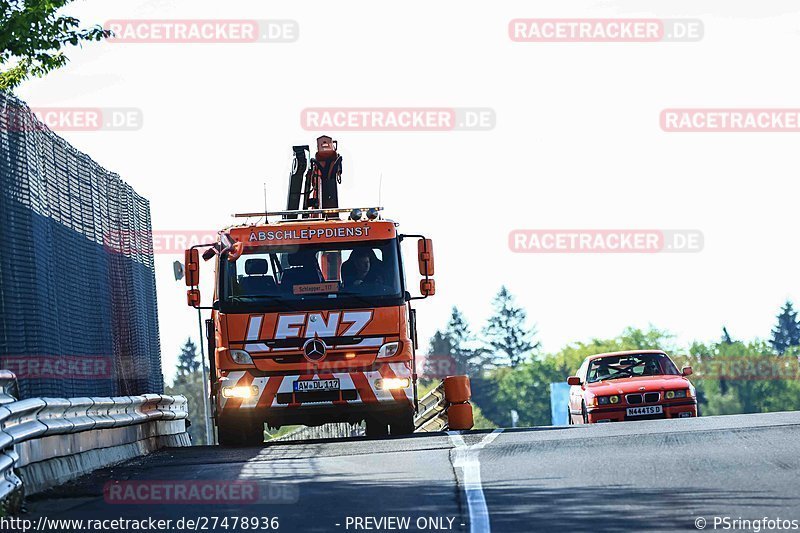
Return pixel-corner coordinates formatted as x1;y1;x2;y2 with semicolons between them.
597;395;619;405
377;341;400;359
230;349;253;365
666;390;688;399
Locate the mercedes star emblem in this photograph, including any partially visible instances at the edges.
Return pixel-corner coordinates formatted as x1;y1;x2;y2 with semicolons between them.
303;338;327;362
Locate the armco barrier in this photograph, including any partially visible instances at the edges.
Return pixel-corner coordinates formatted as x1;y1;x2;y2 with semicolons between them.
0;370;18;405
415;376;474;432
0;371;190;512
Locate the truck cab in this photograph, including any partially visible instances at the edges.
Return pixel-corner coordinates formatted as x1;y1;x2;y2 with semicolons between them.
186;210;435;445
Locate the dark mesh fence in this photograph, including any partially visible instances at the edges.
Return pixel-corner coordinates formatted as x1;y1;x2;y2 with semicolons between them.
0;93;163;398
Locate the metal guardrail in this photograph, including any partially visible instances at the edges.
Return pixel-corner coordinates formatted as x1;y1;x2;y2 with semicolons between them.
0;371;189;507
0;370;19;406
414;381;449;432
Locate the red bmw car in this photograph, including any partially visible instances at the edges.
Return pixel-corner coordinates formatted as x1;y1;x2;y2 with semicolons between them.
567;350;698;424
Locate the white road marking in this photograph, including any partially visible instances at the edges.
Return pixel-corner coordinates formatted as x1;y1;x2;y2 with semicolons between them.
449;429;504;533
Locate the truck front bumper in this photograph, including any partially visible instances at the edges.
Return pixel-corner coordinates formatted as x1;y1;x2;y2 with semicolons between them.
217;363;414;417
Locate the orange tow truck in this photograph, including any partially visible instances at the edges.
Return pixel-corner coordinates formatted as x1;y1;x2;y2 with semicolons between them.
184;137;436;444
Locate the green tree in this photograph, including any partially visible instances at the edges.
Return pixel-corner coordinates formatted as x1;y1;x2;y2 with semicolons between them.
176;338;200;383
1;1;111;91
718;327;734;394
771;301;800;355
423;330;454;379
483;286;539;368
165;370;209;446
721;326;733;344
424;308;488;378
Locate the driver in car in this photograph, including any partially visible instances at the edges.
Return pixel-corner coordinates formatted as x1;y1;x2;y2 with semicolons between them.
642;358;662;376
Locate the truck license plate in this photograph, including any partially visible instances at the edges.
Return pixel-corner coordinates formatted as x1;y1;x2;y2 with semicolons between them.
293;379;340;392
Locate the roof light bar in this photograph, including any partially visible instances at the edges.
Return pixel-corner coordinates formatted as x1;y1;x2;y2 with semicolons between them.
232;207;383;219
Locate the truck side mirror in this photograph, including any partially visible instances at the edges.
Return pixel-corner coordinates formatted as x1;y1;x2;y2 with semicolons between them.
185;248;199;287
420;278;436;297
417;238;435;277
187;289;201;307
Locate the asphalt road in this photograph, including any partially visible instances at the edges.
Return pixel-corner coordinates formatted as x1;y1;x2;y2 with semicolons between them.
22;411;800;533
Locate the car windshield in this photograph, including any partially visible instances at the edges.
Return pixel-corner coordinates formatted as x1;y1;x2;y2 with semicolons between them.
219;239;403;312
587;353;680;383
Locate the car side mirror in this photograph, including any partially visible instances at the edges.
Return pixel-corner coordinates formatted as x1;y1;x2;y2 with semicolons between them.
567;376;581;386
681;366;693;377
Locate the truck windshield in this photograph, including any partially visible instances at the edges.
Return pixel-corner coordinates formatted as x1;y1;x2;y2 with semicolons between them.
219;239;404;312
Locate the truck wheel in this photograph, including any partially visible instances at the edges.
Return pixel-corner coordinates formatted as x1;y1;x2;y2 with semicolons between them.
365;418;389;438
217;418;264;446
389;410;415;436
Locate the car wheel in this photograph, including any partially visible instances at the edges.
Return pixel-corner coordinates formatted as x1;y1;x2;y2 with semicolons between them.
581;401;589;424
567;407;573;425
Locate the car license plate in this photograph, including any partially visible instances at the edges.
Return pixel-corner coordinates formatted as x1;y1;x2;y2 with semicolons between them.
626;405;663;416
293;379;340;393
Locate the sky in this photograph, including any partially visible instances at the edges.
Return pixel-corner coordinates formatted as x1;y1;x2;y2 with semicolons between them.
13;0;800;384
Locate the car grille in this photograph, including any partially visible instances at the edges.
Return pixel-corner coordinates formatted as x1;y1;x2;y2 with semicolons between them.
644;392;660;403
626;394;643;404
626;392;661;404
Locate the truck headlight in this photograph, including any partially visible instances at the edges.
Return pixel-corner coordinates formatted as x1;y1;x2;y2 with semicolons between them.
230;349;253;365
377;342;400;359
375;378;410;390
221;385;258;399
